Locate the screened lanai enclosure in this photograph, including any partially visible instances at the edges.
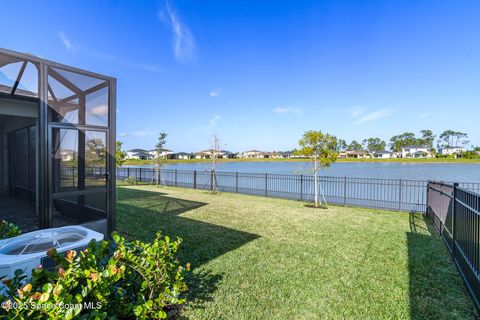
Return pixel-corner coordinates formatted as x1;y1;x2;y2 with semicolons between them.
0;48;116;237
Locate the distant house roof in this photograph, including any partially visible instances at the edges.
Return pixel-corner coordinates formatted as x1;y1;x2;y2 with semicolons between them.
402;145;427;149
347;150;370;155
373;150;391;154
195;149;228;156
441;146;465;149
195;149;214;154
176;152;191;156
131;151;152;157
412;151;428;154
128;148;149;153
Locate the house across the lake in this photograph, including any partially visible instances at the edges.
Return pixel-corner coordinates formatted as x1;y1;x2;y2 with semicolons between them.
240;150;271;158
194;151;210;159
168;152;193;160
148;149;173;159
0;47;116;237
372;150;392;159
221;150;236;159
194;150;236;159
269;151;295;159
401;146;432;158
126;149;154;160
438;146;465;156
341;150;372;159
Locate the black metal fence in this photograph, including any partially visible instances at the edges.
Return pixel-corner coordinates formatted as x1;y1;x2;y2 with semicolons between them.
114;167;480;213
427;181;480;310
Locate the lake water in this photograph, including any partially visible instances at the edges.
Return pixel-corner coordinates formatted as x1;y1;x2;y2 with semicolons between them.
126;161;480;183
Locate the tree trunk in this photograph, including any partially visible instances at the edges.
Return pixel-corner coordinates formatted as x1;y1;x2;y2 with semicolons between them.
211;152;217;193
314;158;318;208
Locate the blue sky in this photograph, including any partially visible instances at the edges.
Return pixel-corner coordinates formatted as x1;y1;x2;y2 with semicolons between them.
1;0;479;151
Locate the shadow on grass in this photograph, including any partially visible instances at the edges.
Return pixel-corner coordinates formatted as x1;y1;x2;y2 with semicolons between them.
116;187;260;309
303;203;328;209
407;212;476;319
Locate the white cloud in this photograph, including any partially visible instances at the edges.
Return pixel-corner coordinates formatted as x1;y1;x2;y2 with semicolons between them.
273;107;303;116
347;106;365;117
57;38;161;73
193;114;221;135
58;32;75;52
159;1;196;63
90;105;108;116
353;108;396;125
419;112;430;118
85;49;162;72
210;89;221;97
207;114;220;129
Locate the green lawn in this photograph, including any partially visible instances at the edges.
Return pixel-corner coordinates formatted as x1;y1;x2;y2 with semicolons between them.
116;185;476;319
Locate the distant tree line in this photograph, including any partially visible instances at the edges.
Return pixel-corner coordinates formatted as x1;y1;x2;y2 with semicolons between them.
115;128;478;166
337;129;473;153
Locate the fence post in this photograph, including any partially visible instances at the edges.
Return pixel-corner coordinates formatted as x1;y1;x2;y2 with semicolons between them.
265;173;268;197
452;183;459;259
343;176;347;206
193;170;197;189
139;167;142;182
425;180;430;215
236;172;239;193
398;179;402;210
127;167;130;178
72;167;75;187
300;175;304;201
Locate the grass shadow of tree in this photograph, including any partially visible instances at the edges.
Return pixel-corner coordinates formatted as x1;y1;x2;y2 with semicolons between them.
116;187;260;311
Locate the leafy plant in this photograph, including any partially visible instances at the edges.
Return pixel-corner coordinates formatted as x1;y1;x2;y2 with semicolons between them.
116;141;127;167
125;176;137;184
295;130;338;208
0;220;21;240
0;232;188;319
154;132;168;165
113;233;188;318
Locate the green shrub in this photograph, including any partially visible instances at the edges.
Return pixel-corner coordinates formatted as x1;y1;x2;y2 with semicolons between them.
0;220;21;240
0;232;189;319
461;151;480;159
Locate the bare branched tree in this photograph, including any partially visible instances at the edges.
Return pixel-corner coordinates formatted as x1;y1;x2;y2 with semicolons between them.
209;134;222;193
151;132;167;186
